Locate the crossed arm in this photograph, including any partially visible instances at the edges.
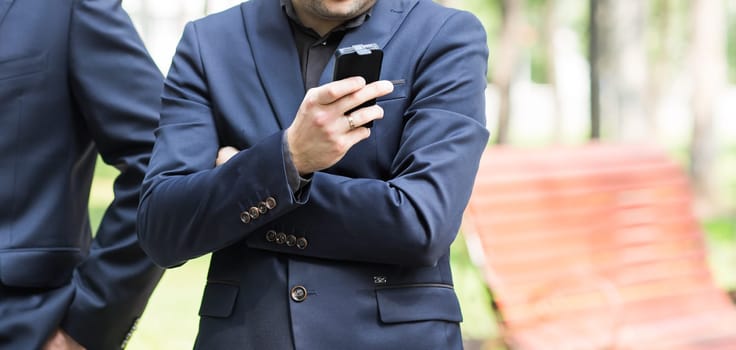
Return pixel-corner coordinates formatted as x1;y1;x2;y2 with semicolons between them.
137;11;489;269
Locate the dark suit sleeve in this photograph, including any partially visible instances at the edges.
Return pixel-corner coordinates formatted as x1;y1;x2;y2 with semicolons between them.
137;21;307;268
246;11;490;267
60;0;164;348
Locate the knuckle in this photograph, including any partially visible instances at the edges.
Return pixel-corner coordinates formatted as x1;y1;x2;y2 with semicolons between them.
325;86;341;100
312;111;329;126
304;93;318;108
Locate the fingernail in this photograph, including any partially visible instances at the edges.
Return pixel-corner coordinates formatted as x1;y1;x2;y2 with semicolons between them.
381;80;394;92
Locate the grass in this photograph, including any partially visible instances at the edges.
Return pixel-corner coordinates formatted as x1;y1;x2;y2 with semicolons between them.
89;162;207;349
89;158;736;349
704;217;736;289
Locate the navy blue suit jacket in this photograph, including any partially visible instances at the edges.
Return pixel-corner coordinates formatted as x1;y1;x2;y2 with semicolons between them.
0;0;163;348
138;0;489;348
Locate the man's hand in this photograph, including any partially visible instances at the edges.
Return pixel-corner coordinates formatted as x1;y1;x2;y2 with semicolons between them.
43;329;85;350
286;77;393;175
216;146;239;166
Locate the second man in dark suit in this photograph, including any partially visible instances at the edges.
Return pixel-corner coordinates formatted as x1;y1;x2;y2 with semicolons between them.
0;0;164;348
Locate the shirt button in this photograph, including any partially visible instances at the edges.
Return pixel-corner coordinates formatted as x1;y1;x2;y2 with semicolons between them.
290;285;307;302
286;234;297;247
265;230;277;242
296;237;308;250
249;207;260;219
240;211;251;224
265;197;277;210
276;232;287;245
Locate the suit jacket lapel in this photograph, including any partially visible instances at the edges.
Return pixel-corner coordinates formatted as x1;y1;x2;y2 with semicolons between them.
241;0;303;129
318;0;419;86
241;0;419;126
0;0;14;27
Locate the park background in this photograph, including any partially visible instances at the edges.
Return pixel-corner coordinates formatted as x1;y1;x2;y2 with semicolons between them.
87;0;736;348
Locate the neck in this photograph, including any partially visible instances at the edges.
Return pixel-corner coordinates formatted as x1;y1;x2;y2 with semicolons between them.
293;8;342;37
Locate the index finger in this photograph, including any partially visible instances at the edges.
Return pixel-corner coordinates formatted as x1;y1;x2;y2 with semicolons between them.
313;76;366;105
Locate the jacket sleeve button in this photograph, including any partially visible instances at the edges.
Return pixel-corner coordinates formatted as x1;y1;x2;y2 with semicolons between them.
296;237;308;250
265;197;277;209
266;230;277;242
286;234;297;247
258;202;269;214
248;207;260;219
240;211;252;224
276;232;287;244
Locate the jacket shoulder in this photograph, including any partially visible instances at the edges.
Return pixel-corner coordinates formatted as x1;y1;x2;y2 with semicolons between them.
190;3;245;34
410;0;482;23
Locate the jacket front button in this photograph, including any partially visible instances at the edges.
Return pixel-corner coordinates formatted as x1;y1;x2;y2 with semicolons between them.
265;230;277;242
275;232;287;244
296;237;308;250
265;196;277;210
290;285;307;302
240;211;251;224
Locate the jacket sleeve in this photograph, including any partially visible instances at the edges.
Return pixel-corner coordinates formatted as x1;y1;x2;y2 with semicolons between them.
137;11;489;269
61;0;164;348
137;22;307;268
245;11;490;267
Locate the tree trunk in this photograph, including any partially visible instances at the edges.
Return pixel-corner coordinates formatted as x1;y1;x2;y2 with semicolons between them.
690;0;726;215
492;0;524;144
543;0;563;143
589;0;600;139
590;0;648;141
645;0;674;144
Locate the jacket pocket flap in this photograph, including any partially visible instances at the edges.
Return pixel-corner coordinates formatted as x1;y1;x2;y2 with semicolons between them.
0;53;47;81
377;79;407;101
376;285;463;323
0;249;81;288
198;282;239;318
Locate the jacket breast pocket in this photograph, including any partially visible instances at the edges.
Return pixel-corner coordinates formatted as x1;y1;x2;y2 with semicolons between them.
198;281;239;318
375;284;463;324
377;79;407;102
0;53;47;82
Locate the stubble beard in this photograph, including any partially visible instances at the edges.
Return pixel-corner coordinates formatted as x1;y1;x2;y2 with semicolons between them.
304;0;375;22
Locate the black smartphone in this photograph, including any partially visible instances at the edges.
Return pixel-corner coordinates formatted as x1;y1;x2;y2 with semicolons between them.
332;43;383;128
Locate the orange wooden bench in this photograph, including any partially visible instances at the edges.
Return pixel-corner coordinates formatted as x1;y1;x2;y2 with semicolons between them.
462;143;736;350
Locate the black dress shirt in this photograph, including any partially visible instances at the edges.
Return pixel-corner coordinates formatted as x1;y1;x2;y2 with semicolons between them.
278;0;373;192
280;0;372;89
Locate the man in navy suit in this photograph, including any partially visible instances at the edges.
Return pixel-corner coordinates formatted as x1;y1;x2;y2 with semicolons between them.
0;0;164;349
138;0;489;348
